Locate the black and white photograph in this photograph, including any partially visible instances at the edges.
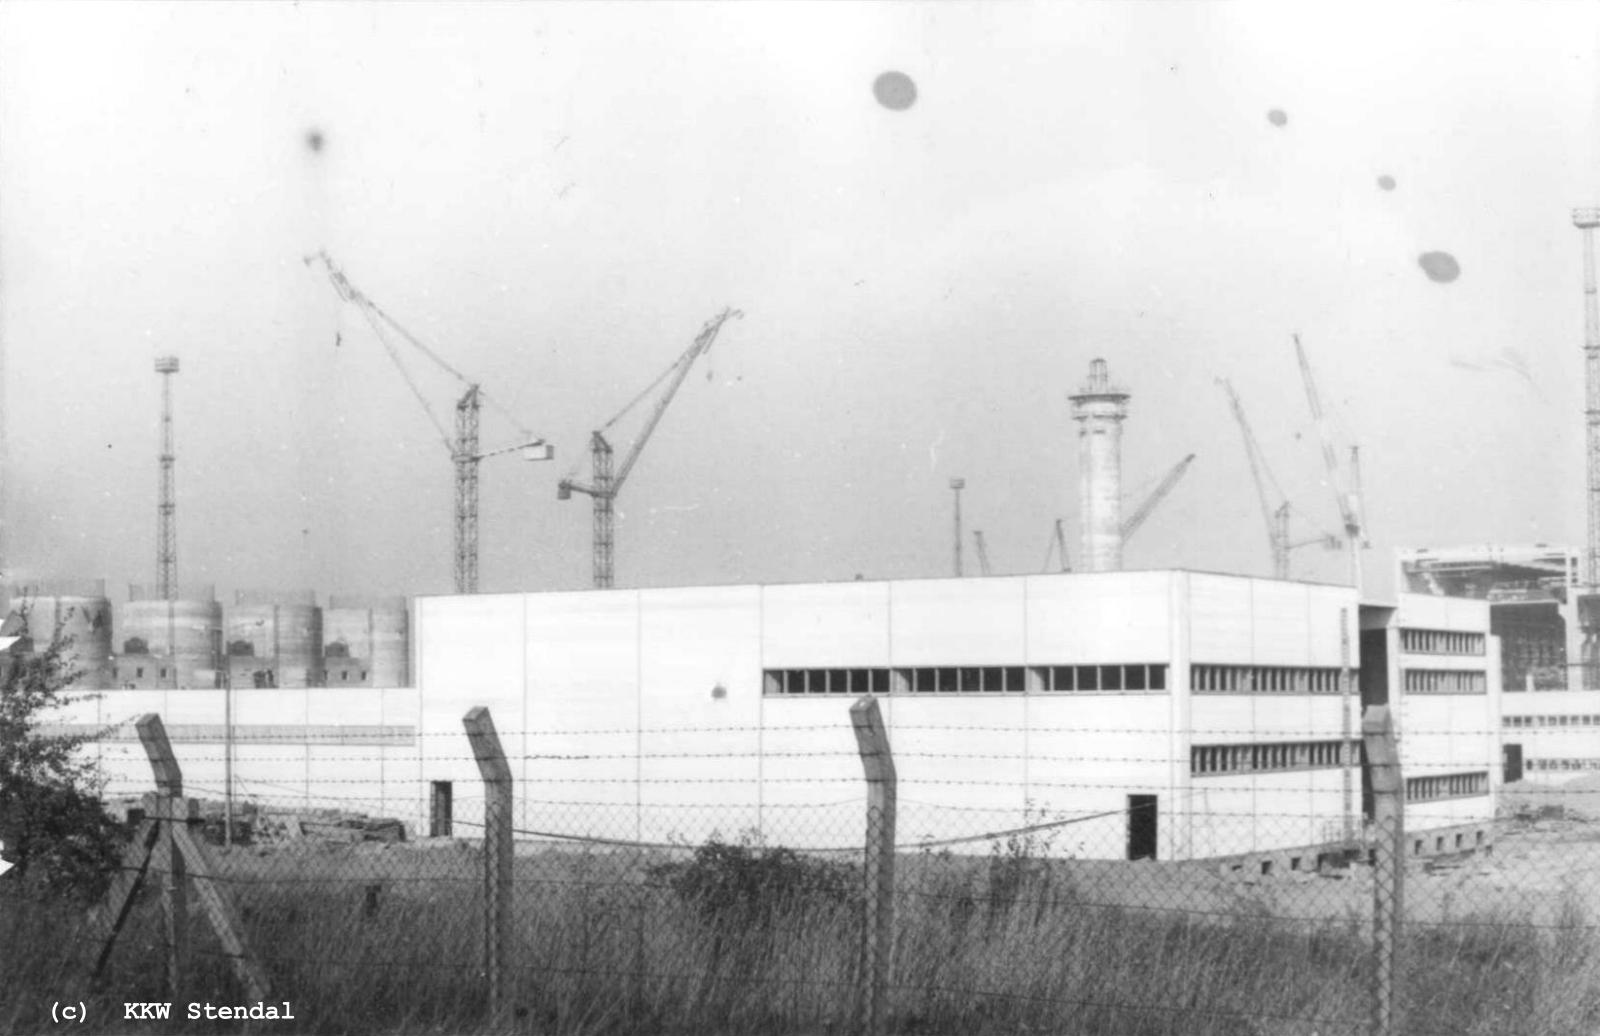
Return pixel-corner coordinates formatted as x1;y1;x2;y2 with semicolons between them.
2;3;1599;1034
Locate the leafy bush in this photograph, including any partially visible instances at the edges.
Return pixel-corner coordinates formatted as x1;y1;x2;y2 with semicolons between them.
648;831;860;928
0;610;124;901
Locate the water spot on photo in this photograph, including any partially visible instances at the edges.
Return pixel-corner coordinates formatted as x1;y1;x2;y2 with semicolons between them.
1377;175;1396;191
1418;252;1461;283
873;71;917;111
1266;109;1288;127
305;129;325;153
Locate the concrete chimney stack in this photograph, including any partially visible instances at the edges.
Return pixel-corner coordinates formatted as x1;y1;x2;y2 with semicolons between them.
1069;358;1130;572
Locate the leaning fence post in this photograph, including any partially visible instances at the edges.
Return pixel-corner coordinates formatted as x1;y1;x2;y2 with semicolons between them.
137;714;187;996
1363;705;1405;1036
850;696;897;1036
463;707;515;1023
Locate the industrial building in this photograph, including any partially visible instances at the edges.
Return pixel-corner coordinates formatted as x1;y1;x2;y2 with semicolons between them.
1399;545;1598;782
46;567;1499;863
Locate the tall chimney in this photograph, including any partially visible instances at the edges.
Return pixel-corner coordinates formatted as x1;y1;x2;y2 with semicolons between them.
1069;358;1130;572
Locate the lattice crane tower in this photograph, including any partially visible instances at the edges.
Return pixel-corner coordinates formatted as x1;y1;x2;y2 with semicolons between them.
154;356;180;601
1575;209;1600;587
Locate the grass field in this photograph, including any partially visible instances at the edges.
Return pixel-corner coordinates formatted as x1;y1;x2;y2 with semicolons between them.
2;823;1598;1035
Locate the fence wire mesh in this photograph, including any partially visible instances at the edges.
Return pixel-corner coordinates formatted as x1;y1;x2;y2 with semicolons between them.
3;714;1599;1036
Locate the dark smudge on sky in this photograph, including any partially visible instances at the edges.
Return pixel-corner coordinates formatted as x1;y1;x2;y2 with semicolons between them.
1266;109;1287;127
873;71;917;111
1377;175;1396;191
1418;251;1461;283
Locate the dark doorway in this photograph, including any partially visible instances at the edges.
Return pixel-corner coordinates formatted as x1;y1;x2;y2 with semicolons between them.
1503;744;1524;784
1127;795;1158;860
1359;629;1389;707
430;781;453;838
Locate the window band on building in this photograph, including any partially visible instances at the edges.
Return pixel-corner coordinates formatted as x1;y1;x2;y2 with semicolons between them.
1526;758;1600;772
1190;665;1342;694
1404;771;1489;802
1399;628;1486;657
762;663;1168;695
1190;739;1356;776
1503;714;1600;727
1402;669;1488;694
1035;663;1165;692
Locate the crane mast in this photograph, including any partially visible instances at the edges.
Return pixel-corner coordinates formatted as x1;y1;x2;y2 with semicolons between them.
559;308;742;588
305;252;552;594
972;530;992;576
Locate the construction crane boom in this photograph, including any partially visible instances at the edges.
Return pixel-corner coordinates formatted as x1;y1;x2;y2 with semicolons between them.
1293;334;1367;591
305;252;553;594
1219;377;1292;578
1043;518;1068;575
1120;453;1196;540
559;308;743;588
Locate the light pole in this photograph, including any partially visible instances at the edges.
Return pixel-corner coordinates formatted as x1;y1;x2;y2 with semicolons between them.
950;477;966;577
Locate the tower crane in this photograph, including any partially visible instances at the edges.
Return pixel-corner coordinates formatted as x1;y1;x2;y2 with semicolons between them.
1218;377;1338;579
304;252;554;594
558;308;743;588
1293;334;1368;592
973;530;993;576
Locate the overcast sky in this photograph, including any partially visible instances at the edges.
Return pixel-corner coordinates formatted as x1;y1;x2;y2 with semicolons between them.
2;2;1597;603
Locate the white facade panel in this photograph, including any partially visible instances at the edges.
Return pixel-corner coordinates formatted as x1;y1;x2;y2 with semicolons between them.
523;593;642;820
891;696;1029;821
1023;572;1172;663
1305;585;1358;668
638;587;763;839
761;581;891;668
1187;574;1254;661
416;594;528;736
889;578;1026;665
1249;581;1313;665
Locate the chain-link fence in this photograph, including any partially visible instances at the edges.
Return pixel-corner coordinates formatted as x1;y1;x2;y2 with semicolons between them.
3;702;1599;1035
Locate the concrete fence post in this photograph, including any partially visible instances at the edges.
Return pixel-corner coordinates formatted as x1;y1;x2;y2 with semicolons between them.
850;696;897;1036
93;713;271;1001
463;707;515;1023
1363;705;1405;1036
136;714;188;995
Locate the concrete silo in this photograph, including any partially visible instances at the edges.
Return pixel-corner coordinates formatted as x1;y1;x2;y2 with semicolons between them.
7;579;114;689
117;584;223;689
227;590;323;688
324;595;410;687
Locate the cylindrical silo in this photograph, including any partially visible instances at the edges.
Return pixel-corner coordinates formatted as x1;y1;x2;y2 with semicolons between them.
325;594;410;687
120;585;223;689
1068;358;1130;573
7;579;114;689
229;590;323;688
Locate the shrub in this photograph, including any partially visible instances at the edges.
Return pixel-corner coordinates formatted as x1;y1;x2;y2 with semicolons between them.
648;831;860;928
0;610;124;901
